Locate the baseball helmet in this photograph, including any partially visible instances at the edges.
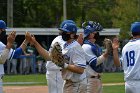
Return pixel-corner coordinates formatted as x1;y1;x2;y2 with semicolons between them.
59;20;75;29
82;21;103;38
59;23;77;33
0;20;7;29
131;22;140;33
83;25;96;38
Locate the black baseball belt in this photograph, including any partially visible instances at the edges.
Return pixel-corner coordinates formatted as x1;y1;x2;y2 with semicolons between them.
90;74;101;79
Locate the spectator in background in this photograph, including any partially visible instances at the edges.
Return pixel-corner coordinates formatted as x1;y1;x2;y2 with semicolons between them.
19;51;27;74
103;55;114;72
24;45;36;74
10;42;18;74
35;41;47;74
36;55;45;73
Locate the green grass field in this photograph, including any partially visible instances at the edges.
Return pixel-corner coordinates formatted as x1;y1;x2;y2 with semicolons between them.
102;72;124;83
3;74;47;86
103;85;125;93
3;72;125;93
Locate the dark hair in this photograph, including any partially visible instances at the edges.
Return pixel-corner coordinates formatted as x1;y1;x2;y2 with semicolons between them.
132;32;140;36
84;35;90;40
71;32;77;39
59;31;63;35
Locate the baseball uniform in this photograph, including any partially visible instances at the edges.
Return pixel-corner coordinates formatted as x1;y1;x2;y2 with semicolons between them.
46;20;76;93
46;36;65;93
121;39;140;93
82;21;104;93
0;41;23;93
120;22;140;93
82;41;103;93
62;40;87;93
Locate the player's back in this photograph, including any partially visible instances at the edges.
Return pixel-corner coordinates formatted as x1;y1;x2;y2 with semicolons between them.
122;39;140;81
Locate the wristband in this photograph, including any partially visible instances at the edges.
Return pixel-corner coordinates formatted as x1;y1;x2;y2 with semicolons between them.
23;42;27;47
96;55;105;66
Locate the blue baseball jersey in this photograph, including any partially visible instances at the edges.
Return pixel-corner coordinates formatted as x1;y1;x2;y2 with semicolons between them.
0;41;23;75
121;39;140;81
82;42;103;77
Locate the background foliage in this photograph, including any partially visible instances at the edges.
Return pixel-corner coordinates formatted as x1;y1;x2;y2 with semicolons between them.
0;0;140;39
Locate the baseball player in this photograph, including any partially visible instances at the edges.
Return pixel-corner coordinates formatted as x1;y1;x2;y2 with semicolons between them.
0;20;30;92
28;20;77;93
46;20;77;93
113;21;140;93
82;21;119;93
29;22;87;93
58;22;87;93
46;35;65;93
82;21;106;93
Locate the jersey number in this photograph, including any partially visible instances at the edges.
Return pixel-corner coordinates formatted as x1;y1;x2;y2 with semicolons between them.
126;51;135;67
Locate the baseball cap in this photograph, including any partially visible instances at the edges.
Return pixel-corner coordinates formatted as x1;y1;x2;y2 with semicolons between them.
83;25;96;38
131;22;140;33
0;20;7;29
59;23;77;33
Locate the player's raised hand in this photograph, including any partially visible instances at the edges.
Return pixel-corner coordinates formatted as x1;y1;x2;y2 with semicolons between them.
112;37;119;50
25;31;32;42
30;34;37;45
6;31;16;49
25;31;36;45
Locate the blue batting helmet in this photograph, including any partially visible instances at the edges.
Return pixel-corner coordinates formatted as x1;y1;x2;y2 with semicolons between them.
59;20;75;29
59;23;77;33
0;20;7;29
131;22;140;33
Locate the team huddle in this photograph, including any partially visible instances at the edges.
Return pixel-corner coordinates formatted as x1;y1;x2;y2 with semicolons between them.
0;19;140;93
46;20;120;93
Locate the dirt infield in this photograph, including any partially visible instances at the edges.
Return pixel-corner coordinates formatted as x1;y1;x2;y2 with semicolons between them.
3;86;48;93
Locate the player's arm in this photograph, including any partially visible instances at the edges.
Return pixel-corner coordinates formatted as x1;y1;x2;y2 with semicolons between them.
113;49;120;66
12;32;31;59
112;38;120;66
0;31;16;64
65;47;86;74
66;65;84;74
96;37;121;66
30;35;51;61
82;44;106;66
34;41;50;60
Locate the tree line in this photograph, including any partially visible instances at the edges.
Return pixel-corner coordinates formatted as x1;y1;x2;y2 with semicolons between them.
0;0;139;39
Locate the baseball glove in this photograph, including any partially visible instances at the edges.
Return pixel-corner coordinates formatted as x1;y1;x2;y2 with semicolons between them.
103;38;113;56
50;42;65;68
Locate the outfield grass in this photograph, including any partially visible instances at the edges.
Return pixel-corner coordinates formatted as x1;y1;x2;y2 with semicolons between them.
103;85;125;93
3;74;47;86
102;72;125;93
3;72;124;83
102;72;124;83
3;74;46;82
3;72;125;92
